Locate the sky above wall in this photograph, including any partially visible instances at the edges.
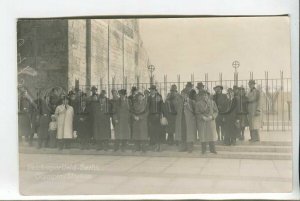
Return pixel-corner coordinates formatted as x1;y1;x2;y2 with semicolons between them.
139;16;291;82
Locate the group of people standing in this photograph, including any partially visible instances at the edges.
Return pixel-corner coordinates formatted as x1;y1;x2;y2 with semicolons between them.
18;79;261;154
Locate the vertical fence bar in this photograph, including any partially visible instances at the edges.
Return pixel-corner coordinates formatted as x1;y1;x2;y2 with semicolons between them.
177;74;181;92
264;72;268;131
280;71;285;131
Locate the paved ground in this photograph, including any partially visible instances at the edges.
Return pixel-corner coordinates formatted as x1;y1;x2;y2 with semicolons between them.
19;153;292;195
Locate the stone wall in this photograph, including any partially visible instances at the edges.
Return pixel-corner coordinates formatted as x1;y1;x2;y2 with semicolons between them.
17;18;150;97
68;20;86;89
17;19;69;98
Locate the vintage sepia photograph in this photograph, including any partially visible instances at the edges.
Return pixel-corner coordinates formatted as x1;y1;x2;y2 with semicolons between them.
17;16;292;195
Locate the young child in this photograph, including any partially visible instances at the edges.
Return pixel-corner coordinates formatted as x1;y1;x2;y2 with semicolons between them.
48;115;57;148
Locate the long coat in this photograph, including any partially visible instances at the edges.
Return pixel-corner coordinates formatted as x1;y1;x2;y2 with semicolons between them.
74;106;91;139
164;93;177;134
247;88;261;130
183;98;197;142
222;97;239;138
132;98;149;141
37;99;51;139
173;93;185;141
55;104;74;139
90;97;111;141
18;96;35;137
113;97;131;140
195;96;218;142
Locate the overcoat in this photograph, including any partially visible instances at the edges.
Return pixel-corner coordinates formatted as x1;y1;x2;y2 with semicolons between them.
164;93;177;134
183;98;197;142
222;97;239;138
90;97;111;141
148;93;164;144
18;96;33;137
173;93;185;141
131;98;149;141
195;96;218;142
37;100;51;139
74;106;91;139
236;95;249;128
247;88;261;130
55;104;74;139
113;97;131;140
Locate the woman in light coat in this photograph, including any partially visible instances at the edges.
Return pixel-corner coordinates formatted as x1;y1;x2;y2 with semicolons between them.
195;91;218;154
55;96;74;150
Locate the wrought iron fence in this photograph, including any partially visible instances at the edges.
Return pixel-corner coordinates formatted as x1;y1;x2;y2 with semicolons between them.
72;72;291;132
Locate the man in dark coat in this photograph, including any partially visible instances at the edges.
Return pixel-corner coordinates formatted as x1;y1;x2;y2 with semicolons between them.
164;84;178;145
36;96;51;148
92;90;112;151
18;90;33;144
213;85;228;141
128;86;138;140
74;100;91;149
148;85;164;152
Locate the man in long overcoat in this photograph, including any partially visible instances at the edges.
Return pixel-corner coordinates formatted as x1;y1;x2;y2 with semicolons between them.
112;89;131;151
195;91;218;154
148;85;164;152
164;84;178;145
92;90;112;150
247;80;261;142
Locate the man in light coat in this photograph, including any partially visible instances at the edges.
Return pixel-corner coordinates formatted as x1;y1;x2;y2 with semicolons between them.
247;80;261;142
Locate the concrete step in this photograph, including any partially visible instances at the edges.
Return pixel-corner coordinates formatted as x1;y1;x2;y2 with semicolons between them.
214;140;292;146
19;145;292;160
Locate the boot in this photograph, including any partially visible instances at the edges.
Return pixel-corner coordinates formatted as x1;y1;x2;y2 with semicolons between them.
179;141;187;152
141;141;147;153
114;140;119;152
154;143;161;152
121;140;126;152
133;141;141;152
58;140;63;150
201;142;207;154
209;141;217;154
253;130;260;142
103;140;109;151
96;141;103;151
187;142;193;153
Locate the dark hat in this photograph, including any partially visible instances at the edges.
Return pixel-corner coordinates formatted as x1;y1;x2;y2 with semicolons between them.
227;88;234;92
248;80;256;85
100;90;106;94
149;85;157;90
196;82;204;89
170;84;177;91
186;82;193;88
111;89;117;93
118;89;127;95
213;85;223;90
68;90;75;96
131;86;137;93
91;86;98;91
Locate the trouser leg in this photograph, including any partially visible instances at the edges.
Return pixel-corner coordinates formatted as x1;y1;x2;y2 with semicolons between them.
209;141;217;154
253;129;260;141
141;140;147;153
57;139;63;150
187;142;193;153
114;140;120;151
103;140;109;151
121;140;126;151
201;142;207;154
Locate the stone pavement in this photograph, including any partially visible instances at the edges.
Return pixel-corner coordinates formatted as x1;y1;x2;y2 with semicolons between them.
19;153;292;195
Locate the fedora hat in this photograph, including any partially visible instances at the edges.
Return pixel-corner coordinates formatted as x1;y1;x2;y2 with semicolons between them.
196;82;205;89
248;80;256;85
149;85;157;90
213;85;223;90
